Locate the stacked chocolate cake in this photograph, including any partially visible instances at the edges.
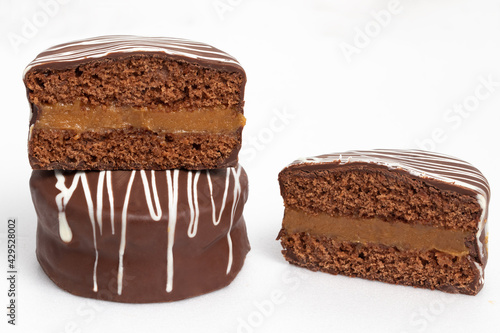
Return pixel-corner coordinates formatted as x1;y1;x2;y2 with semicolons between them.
25;36;250;303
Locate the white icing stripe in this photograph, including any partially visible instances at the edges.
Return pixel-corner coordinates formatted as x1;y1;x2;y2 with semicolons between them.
52;167;244;296
140;170;162;221
54;171;80;243
187;171;201;238
226;166;242;274
96;171;105;235
166;170;180;293
334;151;485;180
39;42;225;63
79;173;99;292
207;169;231;226
55;171;100;291
48;36;224;53
24;35;241;77
187;173;194;233
117;171;136;296
294;149;490;199
351;151;489;185
106;171;115;235
28;42;238;65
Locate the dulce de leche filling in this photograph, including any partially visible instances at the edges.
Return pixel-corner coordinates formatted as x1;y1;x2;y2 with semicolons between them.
283;209;471;256
35;101;246;133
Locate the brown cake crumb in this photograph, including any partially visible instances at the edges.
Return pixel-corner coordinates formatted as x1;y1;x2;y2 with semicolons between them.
279;230;481;295
29;128;241;170
279;168;481;232
25;55;245;111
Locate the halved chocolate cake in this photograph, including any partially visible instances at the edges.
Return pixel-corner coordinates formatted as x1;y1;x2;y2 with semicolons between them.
24;35;246;170
278;149;489;295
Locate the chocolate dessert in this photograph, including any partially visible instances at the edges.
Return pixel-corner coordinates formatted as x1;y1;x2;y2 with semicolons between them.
31;166;250;303
26;36;251;303
24;36;246;170
278;149;489;295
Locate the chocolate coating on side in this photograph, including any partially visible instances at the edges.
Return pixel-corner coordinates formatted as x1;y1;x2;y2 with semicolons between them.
31;166;250;303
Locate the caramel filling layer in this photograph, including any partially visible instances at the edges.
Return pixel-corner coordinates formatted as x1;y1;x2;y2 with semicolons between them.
35;102;246;133
283;209;471;256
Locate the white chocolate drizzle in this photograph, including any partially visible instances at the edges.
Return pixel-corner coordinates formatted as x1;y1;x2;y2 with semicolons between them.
79;173;99;292
54;171;105;291
117;171;136;295
96;171;106;235
293;149;490;199
106;171;115;234
187;171;201;238
53;166;244;296
226;167;243;274
166;170;179;293
140;170;162;221
24;35;242;78
207;168;231;226
54;171;78;243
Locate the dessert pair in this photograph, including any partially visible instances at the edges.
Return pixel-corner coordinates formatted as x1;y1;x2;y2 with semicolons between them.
26;36;490;301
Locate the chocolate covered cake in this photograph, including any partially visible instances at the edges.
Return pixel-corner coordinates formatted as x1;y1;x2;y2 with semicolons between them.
24;36;246;170
31;165;249;303
278;149;489;295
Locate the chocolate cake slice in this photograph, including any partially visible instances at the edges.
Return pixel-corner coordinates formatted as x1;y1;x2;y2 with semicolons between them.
31;165;249;303
24;35;246;170
278;149;489;295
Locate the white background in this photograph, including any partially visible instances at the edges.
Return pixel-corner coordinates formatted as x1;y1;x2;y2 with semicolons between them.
1;0;499;332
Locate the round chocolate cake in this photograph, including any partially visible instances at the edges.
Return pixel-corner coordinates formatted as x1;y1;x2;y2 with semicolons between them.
278;149;489;295
31;165;250;303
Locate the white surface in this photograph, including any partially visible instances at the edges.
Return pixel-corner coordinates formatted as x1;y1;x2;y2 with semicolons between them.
1;0;499;332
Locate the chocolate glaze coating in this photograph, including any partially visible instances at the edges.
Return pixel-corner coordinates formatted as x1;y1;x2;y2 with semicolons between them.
31;166;250;303
23;35;245;77
285;149;490;200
